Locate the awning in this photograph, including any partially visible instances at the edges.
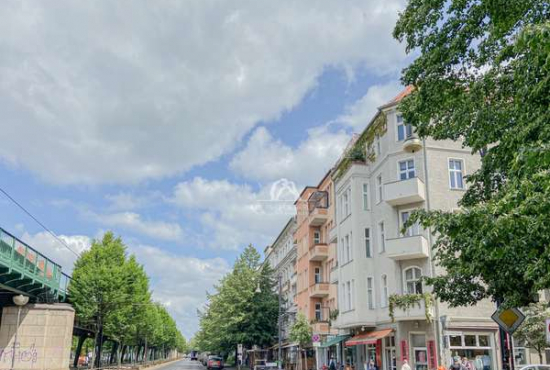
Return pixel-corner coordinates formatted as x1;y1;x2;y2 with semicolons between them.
320;335;350;348
345;329;393;346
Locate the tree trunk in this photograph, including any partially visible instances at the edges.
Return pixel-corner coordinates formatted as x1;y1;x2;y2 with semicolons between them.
90;329;99;370
539;351;544;364
73;335;86;368
144;338;148;363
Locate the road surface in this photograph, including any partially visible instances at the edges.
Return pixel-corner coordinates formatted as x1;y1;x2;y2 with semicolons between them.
157;359;231;370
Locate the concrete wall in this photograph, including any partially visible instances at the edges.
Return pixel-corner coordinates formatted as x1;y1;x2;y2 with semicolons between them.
0;303;74;370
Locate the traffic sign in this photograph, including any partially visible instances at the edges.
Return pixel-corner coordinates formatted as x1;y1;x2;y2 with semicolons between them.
491;307;525;334
312;334;320;342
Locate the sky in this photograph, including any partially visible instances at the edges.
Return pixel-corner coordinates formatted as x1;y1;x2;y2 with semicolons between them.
0;0;411;339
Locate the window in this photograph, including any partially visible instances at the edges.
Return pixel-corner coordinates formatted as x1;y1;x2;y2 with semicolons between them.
411;334;428;370
400;211;419;237
399;159;416;180
396;114;413;141
346;281;352;311
404;267;422;294
362;183;370;210
376;175;383;203
313;230;321;244
446;334;494;370
449;159;465;189
378;222;386;253
381;275;388;308
345;234;351;263
365;228;372;258
341;187;351;220
315;303;322;321
314;267;321;284
375;135;381;155
367;277;374;310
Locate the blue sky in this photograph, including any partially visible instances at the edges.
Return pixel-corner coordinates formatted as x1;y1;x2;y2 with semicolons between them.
0;0;409;338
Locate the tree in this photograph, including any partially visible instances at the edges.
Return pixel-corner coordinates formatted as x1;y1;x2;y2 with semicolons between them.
195;245;279;356
514;303;550;363
393;1;550;308
289;313;311;370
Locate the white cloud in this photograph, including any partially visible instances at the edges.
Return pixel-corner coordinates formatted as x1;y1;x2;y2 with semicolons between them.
230;126;350;184
337;81;403;129
0;0;406;185
130;244;230;339
90;212;183;241
20;231;91;274
105;191;162;211
173;177;293;251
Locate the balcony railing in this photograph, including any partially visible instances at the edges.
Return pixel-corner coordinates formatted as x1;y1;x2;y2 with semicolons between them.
386;235;430;260
0;227;70;301
384;177;426;206
308;191;329;226
309;282;330;298
309;243;329;261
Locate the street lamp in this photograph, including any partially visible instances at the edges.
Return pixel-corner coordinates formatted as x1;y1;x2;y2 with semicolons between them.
11;294;29;370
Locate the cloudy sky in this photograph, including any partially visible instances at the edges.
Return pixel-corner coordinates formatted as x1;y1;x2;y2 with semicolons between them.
0;0;410;339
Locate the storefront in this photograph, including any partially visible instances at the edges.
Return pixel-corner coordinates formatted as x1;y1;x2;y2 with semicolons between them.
320;335;350;365
345;329;394;370
444;332;496;370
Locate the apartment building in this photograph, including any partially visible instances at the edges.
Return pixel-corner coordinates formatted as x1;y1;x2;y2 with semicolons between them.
332;87;501;370
294;170;339;368
264;217;299;366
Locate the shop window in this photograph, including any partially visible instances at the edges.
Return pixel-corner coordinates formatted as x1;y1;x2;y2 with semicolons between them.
446;334;494;370
411;334;427;370
385;336;397;370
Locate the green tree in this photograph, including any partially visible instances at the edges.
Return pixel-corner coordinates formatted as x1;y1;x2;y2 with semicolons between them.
289;313;311;370
393;1;550;308
514;303;550;363
195;245;278;356
70;232;130;368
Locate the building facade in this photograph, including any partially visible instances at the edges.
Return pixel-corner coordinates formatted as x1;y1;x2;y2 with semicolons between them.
294;171;339;367
332;87;501;370
265;217;299;367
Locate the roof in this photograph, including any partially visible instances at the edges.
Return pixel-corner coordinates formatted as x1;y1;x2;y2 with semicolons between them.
378;85;414;110
345;328;393;346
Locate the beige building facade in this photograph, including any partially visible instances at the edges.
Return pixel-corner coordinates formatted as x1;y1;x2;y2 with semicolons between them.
332;88;501;370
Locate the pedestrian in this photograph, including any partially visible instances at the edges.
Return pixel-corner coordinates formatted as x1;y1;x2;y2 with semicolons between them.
461;358;472;370
330;358;337;370
449;359;461;370
367;359;378;370
401;360;411;370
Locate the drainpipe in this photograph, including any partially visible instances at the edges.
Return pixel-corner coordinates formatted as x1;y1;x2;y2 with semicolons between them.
421;138;443;366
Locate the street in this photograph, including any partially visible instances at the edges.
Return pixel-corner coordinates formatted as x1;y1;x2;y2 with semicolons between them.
158;359;228;370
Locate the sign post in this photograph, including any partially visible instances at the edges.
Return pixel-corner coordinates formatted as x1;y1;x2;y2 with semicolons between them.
491;307;525;370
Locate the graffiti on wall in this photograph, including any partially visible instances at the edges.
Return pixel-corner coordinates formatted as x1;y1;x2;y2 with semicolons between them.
0;342;38;364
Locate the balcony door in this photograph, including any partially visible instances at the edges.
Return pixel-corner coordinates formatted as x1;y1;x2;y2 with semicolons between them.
314;267;322;284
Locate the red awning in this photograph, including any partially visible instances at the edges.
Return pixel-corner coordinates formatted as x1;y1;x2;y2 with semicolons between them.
345;329;393;346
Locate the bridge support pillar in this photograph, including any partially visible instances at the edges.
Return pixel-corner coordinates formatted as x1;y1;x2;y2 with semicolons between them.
0;303;75;370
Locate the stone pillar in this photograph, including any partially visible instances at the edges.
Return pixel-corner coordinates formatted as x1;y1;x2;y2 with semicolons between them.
0;303;75;370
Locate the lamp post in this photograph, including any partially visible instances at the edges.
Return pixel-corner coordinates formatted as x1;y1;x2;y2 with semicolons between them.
11;294;29;370
277;274;282;370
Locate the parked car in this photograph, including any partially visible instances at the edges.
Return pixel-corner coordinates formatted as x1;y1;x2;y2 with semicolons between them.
254;359;277;370
519;366;550;370
207;356;224;370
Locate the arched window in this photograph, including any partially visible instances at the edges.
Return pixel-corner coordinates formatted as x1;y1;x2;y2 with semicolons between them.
403;267;422;294
381;274;388;307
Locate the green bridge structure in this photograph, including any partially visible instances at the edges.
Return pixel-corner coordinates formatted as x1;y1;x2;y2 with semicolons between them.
0;226;70;304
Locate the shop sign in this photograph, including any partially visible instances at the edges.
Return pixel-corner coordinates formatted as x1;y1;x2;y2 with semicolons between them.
427;340;437;370
400;340;409;362
491;307;525;334
546;319;550;345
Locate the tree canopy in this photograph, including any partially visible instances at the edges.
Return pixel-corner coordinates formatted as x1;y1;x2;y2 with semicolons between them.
394;0;550;308
195;245;278;356
70;232;186;365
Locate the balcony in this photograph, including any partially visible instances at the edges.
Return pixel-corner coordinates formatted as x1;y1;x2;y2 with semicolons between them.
403;135;423;153
391;297;433;321
309;243;329;261
386;235;429;260
309;207;328;226
309;282;330;298
311;321;330;334
308;191;329;226
384;177;426;206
